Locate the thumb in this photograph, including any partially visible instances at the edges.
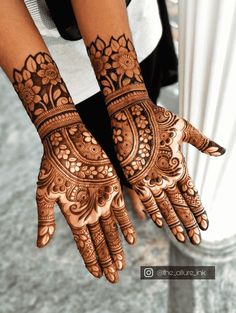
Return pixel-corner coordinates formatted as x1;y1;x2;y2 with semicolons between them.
182;120;226;156
36;187;56;248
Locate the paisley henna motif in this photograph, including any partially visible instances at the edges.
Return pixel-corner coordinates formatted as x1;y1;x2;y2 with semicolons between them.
13;52;136;283
87;34;226;245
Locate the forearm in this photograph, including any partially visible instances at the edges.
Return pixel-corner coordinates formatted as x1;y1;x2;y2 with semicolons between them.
71;0;132;45
0;0;78;139
0;0;50;79
71;0;145;103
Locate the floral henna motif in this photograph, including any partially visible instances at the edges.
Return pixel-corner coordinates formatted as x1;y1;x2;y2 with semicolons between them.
87;34;225;245
13;52;72;122
35;127;125;283
12;52;136;283
87;35;143;96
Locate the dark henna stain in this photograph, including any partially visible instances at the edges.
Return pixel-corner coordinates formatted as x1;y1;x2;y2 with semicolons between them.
87;35;225;246
12;52;135;283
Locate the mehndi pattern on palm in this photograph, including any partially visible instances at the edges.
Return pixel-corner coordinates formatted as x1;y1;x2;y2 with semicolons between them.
87;34;226;245
12;52;136;283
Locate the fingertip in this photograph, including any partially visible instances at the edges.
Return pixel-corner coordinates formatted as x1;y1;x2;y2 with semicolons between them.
172;225;186;243
219;146;226;156
124;227;137;245
37;225;55;248
196;213;209;231
104;265;119;283
151;212;163;228
188;227;201;245
203;141;226;157
190;235;201;245
114;253;126;270
176;232;186;243
87;265;103;279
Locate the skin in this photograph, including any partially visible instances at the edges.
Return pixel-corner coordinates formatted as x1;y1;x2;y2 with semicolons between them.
71;1;226;245
0;0;226;284
0;0;136;284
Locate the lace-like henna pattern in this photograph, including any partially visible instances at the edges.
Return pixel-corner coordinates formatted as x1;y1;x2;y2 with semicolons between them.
13;52;74;122
87;35;143;96
87;35;225;245
12;52;136;283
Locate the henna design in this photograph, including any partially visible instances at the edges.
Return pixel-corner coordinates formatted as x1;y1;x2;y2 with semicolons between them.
165;186;201;244
111;189;136;244
13;52;73;122
87;35;143;96
73;226;103;278
182;123;225;156
88;221;118;283
100;212;125;271
178;171;209;230
87;35;225;245
13;52;136;283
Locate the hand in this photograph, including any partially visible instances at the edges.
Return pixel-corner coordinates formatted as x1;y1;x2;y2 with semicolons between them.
108;96;225;245
11;51;136;283
36;120;136;283
85;34;225;245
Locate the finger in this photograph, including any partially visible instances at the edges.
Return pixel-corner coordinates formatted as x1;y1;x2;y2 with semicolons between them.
126;187;147;220
178;171;209;231
166;185;201;245
182;120;225;156
153;189;186;243
134;185;163;227
36;188;56;248
100;212;125;270
111;189;136;244
72;225;103;279
88;221;119;283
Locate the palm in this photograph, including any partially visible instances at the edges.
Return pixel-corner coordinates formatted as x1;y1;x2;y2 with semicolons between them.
110;100;225;245
36;121;135;283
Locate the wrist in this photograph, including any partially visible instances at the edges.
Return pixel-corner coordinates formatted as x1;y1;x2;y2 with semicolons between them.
105;83;149;117
34;104;81;141
12;52;81;141
87;34;150;112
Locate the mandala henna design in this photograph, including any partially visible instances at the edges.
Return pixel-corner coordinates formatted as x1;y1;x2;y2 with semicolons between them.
12;52;136;283
87;34;226;245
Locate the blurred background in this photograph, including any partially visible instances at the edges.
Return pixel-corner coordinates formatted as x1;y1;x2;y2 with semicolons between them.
1;0;236;312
